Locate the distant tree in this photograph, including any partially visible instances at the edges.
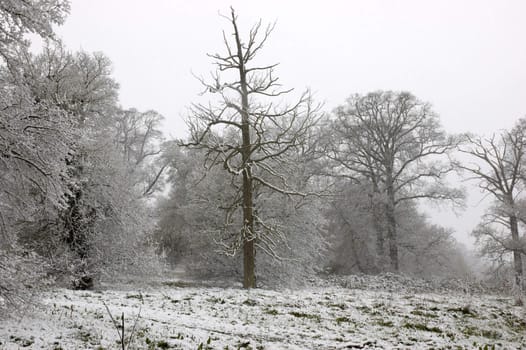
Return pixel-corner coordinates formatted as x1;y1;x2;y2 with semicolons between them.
113;108;169;197
325;180;468;278
325;91;463;271
396;206;470;278
457;120;526;289
184;8;320;288
325;182;379;274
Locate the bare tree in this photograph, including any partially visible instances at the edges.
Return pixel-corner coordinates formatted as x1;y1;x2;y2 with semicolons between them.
183;8;320;288
113;108;168;196
325;91;463;271
457;121;526;289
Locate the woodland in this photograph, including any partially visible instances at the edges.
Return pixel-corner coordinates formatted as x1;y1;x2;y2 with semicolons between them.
1;3;526;348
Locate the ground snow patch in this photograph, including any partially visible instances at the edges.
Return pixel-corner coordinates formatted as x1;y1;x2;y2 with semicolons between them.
0;281;525;349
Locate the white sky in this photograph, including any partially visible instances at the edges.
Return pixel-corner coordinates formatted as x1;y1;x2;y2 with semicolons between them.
55;0;526;248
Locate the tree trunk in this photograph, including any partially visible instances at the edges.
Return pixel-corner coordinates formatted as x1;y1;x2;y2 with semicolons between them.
510;214;523;290
370;192;385;270
234;16;256;288
243;228;256;288
241;164;256;288
374;214;385;259
386;185;399;272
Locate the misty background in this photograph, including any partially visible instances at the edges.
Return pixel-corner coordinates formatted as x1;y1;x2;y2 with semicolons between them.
51;0;526;248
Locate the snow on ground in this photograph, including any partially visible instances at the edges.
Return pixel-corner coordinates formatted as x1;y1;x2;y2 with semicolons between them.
1;278;525;349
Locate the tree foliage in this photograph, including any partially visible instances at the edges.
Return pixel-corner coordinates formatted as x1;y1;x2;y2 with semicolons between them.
0;0;69;63
0;0;71;309
0;11;165;305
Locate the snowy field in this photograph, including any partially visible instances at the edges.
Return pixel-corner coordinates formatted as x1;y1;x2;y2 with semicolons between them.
1;278;525;349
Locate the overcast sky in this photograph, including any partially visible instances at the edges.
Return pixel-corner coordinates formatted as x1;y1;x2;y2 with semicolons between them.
54;0;526;247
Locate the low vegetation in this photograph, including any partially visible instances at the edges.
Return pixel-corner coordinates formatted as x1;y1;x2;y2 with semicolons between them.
1;276;525;349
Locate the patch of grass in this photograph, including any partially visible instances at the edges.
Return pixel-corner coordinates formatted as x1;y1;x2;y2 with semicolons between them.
78;330;91;343
447;305;476;317
289;311;320;322
445;331;456;341
376;319;394;327
196;336;213;350
136;327;150;338
10;335;34;347
162;280;198;288
206;297;225;304
242;299;257;306
169;333;184;340
403;322;442;333
493;298;509;303
481;343;499;350
236;340;252;349
157;340;170;349
329;303;346;310
477;345;496;350
356;305;371;313
264;308;279;315
410;309;439;318
463;326;501;340
76;330;99;345
335;316;351;324
501;311;526;333
125;293;144;300
480;330;501;340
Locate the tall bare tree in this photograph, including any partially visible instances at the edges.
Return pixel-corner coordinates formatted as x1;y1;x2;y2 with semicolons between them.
326;91;463;271
184;8;320;288
457;121;526;289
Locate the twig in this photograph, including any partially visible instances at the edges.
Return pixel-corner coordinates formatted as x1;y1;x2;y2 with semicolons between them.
103;301;142;350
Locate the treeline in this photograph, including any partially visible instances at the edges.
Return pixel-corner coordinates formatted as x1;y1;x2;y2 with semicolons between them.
155;9;526;290
1;2;525;310
0;1;167;306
